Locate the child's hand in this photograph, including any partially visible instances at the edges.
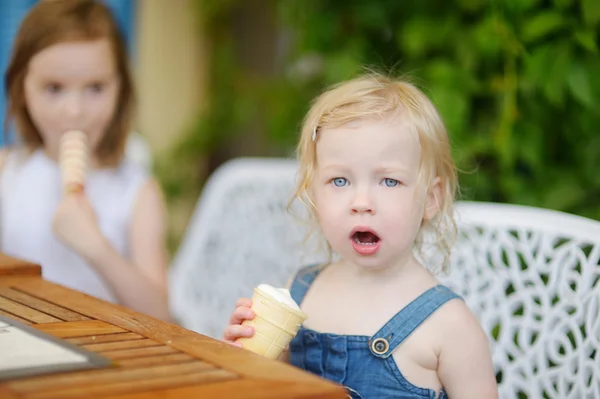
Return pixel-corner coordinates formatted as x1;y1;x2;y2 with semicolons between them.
52;193;105;260
222;298;255;347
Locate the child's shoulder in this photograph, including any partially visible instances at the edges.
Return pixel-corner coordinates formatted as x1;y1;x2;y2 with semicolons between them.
431;290;489;351
0;146;34;174
434;291;478;326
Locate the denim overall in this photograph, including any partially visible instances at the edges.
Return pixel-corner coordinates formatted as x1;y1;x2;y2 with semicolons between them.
289;266;461;399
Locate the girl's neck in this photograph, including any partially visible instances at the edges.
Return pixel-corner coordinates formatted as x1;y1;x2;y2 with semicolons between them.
343;252;427;285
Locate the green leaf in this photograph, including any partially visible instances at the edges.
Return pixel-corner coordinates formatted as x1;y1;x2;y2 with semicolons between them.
587;57;600;100
583;136;600;185
429;87;469;137
426;61;458;85
351;3;388;30
517;122;544;176
541;179;587;211
396;17;434;59
521;12;568;42
553;0;574;8
567;62;595;108
543;44;571;106
574;30;599;53
323;50;362;84
472;16;503;58
504;0;541;12
582;0;600;26
523;45;553;89
456;0;486;12
423;59;480;93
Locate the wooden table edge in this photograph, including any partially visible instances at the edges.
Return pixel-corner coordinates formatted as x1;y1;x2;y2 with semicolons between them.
0;254;41;277
4;278;347;395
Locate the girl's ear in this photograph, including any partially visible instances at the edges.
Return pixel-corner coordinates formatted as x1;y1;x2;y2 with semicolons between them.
424;177;442;221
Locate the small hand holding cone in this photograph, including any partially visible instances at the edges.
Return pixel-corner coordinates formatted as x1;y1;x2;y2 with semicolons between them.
235;285;307;360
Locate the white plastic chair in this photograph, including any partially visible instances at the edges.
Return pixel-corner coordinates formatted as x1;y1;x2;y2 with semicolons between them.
169;157;600;399
441;201;600;399
169;157;327;338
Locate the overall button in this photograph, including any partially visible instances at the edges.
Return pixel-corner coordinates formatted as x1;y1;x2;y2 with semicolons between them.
371;337;389;354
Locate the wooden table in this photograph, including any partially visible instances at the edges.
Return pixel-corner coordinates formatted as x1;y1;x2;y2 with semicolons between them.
0;254;347;399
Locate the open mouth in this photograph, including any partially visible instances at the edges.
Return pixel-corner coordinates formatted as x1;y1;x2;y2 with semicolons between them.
351;230;380;245
349;228;381;256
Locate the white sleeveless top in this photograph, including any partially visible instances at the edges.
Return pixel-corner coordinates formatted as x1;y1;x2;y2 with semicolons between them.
0;149;149;303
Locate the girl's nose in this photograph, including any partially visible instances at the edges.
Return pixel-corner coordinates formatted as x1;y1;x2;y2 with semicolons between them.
63;94;83;121
350;191;375;215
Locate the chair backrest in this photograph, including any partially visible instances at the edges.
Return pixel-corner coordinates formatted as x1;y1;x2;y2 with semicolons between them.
168;157;327;338
169;157;600;399
441;201;600;399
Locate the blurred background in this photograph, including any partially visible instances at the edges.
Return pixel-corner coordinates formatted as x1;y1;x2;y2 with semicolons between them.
2;0;599;254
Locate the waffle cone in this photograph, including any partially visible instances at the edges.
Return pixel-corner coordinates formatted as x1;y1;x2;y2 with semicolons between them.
236;286;307;359
59;130;89;194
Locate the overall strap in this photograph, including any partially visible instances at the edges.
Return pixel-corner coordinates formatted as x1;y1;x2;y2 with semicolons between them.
369;285;461;358
289;264;324;306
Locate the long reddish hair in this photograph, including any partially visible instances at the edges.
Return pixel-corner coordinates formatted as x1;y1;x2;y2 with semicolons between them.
5;0;135;166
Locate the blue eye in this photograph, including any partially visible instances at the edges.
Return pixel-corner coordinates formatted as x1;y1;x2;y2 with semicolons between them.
383;178;399;187
332;177;348;187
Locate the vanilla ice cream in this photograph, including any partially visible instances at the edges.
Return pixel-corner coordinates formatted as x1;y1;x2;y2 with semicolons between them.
256;284;300;311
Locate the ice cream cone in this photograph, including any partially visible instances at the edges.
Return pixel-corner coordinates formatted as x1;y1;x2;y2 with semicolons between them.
59;130;89;195
236;286;307;359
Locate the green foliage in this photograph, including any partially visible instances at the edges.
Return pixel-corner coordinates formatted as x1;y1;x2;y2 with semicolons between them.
162;0;600;222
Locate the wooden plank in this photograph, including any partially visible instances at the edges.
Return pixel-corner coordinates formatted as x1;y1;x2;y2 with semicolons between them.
0;309;31;324
103;346;178;360
81;338;161;352
99;379;347;399
0;287;89;322
0;254;40;276
66;332;144;345
0;297;61;324
11;279;347;397
0;385;20;399
9;361;216;393
33;320;126;338
24;369;236;399
116;353;196;368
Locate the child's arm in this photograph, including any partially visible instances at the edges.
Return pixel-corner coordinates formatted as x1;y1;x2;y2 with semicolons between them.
437;302;499;398
53;178;171;321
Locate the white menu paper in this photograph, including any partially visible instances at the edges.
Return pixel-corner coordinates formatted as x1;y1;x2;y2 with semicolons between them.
0;320;87;370
0;316;111;380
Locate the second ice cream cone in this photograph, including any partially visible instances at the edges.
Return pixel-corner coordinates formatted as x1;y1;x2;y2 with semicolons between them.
59;130;89;195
